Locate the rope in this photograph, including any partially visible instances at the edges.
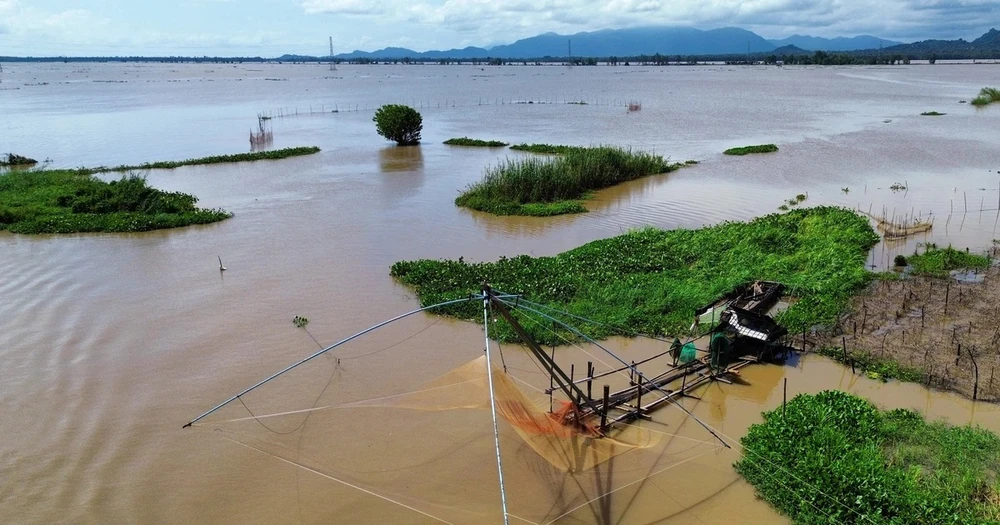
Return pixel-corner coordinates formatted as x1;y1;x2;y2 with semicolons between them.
218;434;457;525
543;446;717;524
341;318;440;361
202;378;483;424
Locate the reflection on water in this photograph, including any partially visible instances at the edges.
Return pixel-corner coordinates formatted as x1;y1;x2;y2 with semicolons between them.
378;145;424;173
2;62;1000;524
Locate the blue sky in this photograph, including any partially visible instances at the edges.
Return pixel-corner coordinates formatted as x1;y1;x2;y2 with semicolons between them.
0;0;997;56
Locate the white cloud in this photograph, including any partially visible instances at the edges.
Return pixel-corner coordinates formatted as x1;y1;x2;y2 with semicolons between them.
300;0;999;45
301;0;387;15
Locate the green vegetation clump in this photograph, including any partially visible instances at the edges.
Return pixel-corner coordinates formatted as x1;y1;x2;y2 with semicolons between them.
391;207;879;344
920;111;946;116
723;144;778;155
817;346;924;382
509;143;583;155
893;254;908;267
737;390;1000;524
373;104;422;145
95;147;321;172
683;160;699;165
908;246;990;277
971;87;1000;107
443;137;509;147
0;170;231;234
1;154;38;167
455;146;680;216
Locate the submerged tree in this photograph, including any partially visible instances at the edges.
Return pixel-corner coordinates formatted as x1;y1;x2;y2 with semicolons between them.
373;104;422;146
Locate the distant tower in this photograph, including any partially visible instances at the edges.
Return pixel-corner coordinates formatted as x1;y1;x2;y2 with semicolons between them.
567;39;572;67
329;36;337;71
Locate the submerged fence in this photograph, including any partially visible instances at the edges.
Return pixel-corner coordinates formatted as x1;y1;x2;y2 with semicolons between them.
257;96;642;119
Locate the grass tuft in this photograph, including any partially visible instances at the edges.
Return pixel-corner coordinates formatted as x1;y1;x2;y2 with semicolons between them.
971;87;1000;107
908;246;989;277
455;146;681;216
93;146;321;172
1;154;38;166
920;111;946;116
737;390;1000;524
443;137;509;147
509;143;584;155
723;144;779;155
391;206;879;344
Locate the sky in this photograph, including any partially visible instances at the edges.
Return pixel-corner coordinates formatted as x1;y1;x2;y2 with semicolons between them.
0;0;997;57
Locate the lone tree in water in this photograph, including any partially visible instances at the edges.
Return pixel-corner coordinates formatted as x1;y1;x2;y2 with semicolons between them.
373;104;422;146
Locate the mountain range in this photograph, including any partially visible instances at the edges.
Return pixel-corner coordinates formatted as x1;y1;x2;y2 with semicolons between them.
321;27;904;60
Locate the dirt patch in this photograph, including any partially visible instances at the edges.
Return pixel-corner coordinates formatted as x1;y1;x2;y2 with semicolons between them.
828;266;1000;402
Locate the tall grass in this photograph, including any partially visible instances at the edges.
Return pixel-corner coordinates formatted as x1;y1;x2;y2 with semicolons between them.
971;87;1000;107
391;207;879;344
723;144;778;155
0;170;231;234
93;146;321;172
443;137;509;147
455;146;680;216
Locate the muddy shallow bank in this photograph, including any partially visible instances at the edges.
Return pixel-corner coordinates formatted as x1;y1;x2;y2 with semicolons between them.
829;264;1000;402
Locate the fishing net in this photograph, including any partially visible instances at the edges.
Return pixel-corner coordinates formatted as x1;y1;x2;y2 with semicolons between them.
348;356;661;472
189;313;738;524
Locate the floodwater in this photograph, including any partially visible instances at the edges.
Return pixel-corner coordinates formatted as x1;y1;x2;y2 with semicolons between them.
2;62;1000;524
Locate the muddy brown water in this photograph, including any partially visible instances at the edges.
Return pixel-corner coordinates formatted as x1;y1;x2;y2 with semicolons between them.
2;63;1000;523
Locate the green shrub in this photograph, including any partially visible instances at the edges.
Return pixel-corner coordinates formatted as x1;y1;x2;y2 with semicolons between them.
723;144;778;155
373;104;422;145
737;390;1000;524
391;206;879;344
893;254;908;266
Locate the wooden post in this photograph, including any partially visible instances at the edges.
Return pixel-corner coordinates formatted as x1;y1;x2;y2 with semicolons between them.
600;385;610;431
783;378;787;417
853;321;857;337
955;343;961;366
969;347;980;401
842;337;848;363
921;305;925;328
861;306;868;333
587;361;593;402
636;376;643;413
549;346;555;413
945;281;951;314
802;330;807;352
